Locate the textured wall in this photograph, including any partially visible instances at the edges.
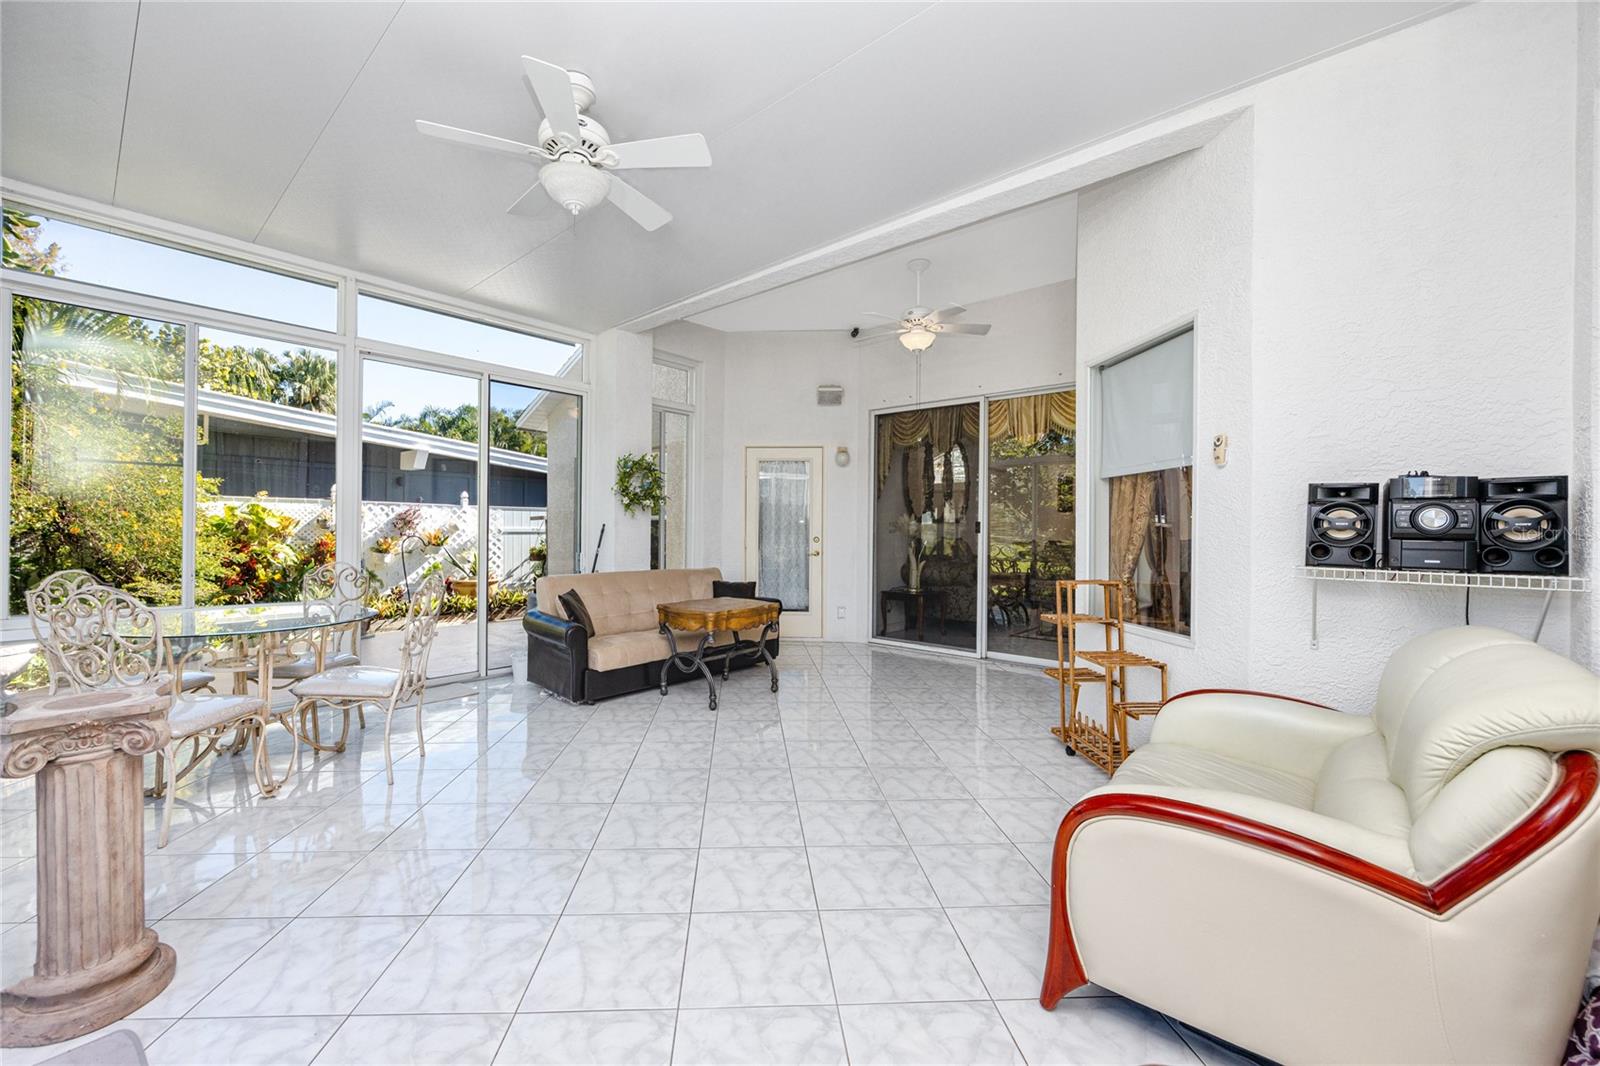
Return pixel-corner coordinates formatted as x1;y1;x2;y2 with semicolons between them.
585;328;655;572
1075;116;1256;711
1076;2;1584;712
1246;1;1580;707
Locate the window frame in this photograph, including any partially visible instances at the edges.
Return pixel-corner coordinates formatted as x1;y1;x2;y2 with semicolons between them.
649;352;697;570
1;182;595;652
1084;319;1199;648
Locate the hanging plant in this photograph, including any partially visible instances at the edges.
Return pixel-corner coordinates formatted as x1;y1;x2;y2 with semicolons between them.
614;452;667;516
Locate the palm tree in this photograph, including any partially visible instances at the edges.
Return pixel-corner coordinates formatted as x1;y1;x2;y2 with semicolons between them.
275;349;337;413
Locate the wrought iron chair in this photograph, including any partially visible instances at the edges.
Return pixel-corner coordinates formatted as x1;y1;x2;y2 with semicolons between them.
248;562;373;750
26;578;272;847
26;570;216;695
287;573;444;784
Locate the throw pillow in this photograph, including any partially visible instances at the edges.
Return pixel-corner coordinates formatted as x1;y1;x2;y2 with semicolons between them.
558;589;596;636
713;580;757;598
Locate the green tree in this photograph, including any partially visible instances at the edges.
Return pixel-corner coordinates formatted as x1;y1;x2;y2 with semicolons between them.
364;400;546;455
6;206;228;609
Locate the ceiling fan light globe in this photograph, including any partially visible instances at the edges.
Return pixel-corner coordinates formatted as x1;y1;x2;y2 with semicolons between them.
539;159;611;217
899;327;937;352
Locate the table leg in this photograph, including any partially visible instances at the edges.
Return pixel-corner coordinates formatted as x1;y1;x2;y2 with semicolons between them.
757;622;779;692
661;626;721;710
915;598;926;641
878;595;889;637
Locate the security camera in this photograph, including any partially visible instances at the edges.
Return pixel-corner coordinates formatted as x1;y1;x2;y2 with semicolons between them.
849;326;860;339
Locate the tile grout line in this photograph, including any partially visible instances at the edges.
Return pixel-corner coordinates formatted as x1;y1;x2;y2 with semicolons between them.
159;699;483;1045
487;688;607;1065
775;647;852;1063
666;678;718;1064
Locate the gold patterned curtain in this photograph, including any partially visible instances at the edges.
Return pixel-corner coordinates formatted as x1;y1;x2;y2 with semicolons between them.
1108;471;1157;621
987;391;1076;448
877;392;1074;494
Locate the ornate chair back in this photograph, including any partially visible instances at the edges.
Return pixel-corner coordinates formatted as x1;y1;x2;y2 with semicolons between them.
397;573;445;699
25;570;103;690
28;581;169;693
301;562;372;657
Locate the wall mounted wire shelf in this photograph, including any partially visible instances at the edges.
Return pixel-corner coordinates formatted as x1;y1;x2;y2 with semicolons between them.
1296;565;1588;647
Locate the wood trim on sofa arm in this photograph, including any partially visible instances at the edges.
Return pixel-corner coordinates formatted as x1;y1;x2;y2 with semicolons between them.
1039;750;1600;1008
1162;687;1339;710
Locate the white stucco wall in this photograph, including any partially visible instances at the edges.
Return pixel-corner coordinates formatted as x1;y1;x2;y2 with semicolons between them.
584;328;655;572
1075;116;1256;700
1076;1;1584;710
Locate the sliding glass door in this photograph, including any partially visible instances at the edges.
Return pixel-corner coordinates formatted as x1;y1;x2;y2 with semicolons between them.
487;379;581;674
985;389;1077;660
871;402;981;652
870;388;1077;663
360;358;482;679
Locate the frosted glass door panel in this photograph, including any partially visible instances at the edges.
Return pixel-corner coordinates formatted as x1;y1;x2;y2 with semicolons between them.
758;459;811;612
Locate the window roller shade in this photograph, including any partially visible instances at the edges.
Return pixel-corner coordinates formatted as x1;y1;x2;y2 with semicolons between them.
1099;329;1194;478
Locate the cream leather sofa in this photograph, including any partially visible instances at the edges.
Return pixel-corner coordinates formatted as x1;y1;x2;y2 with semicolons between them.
522;568;779;702
1040;626;1600;1065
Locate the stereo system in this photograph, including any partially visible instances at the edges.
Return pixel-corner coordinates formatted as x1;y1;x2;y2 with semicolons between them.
1305;472;1569;575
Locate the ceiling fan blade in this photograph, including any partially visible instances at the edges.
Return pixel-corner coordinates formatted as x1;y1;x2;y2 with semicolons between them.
925;304;967;324
416;120;541;160
608;133;711;170
606;176;672;231
935;322;991;336
521;56;582;140
853;323;903;342
860;310;901;320
507;181;551;217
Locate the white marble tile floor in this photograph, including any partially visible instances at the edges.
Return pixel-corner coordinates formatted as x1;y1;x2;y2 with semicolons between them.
0;642;1264;1066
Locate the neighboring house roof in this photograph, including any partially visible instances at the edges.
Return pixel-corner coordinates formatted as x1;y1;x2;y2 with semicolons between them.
61;364;549;474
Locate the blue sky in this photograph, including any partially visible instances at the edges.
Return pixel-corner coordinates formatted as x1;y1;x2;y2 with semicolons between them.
31;215;579;419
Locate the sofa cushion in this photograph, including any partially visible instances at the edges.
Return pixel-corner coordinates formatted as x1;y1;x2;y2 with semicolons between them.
1113;743;1315;809
1409;745;1555;880
1312;732;1412;840
1374;626;1600;815
537;568;721;637
558;590;596;636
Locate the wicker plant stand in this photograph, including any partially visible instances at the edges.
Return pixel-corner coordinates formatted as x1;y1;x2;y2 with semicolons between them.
1041;579;1168;774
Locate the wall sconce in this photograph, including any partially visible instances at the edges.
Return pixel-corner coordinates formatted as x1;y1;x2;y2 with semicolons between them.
835;447;851;468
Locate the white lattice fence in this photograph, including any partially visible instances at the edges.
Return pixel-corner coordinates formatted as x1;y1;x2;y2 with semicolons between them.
212;495;546;595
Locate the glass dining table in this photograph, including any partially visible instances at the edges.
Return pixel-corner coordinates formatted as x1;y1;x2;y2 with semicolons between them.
153;601;378;788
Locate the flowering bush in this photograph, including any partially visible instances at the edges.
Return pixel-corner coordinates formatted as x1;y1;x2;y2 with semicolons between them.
205;494;333;604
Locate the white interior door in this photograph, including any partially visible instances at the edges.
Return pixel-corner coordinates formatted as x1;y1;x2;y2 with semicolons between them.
745;447;825;639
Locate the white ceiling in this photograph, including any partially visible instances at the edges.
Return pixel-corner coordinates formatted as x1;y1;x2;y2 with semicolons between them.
690;195;1079;332
1;1;1444;335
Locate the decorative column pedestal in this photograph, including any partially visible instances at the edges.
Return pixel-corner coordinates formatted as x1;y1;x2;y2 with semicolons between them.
1;686;176;1048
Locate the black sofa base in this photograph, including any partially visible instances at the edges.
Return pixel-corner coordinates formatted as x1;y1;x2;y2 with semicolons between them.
522;606;781;704
581;637;781;703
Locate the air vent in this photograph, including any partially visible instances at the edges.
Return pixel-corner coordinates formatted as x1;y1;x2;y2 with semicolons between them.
817;385;844;407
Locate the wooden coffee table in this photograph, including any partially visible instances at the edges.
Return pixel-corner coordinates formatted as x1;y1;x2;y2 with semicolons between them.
657;597;780;710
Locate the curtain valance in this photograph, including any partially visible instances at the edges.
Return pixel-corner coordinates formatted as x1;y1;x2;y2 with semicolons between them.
877;392;1076;493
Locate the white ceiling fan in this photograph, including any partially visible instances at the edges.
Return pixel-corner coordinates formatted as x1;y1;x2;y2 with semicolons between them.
416;56;710;232
854;259;992;351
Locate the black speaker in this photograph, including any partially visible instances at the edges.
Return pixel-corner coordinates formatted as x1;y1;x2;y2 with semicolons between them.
1306;483;1379;567
1478;475;1568;575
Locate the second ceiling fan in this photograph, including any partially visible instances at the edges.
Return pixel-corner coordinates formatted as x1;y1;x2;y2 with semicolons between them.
416;55;710;232
854;259;992;351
